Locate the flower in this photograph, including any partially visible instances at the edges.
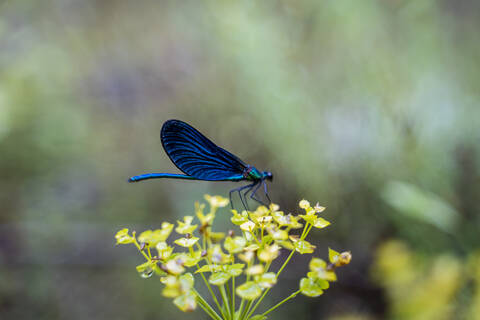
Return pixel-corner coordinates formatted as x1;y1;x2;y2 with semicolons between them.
299;199;311;209
204;194;229;208
176;216;197;234
115;228;134;244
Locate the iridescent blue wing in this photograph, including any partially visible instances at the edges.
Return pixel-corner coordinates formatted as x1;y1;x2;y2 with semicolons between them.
160;120;247;181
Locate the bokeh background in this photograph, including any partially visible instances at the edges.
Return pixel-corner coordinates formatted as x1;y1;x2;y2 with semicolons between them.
1;0;479;319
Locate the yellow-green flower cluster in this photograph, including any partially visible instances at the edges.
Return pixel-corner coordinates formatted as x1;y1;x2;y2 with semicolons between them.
115;195;351;318
299;248;352;297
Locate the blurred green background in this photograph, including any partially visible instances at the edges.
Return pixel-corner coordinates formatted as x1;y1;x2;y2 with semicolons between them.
1;0;479;319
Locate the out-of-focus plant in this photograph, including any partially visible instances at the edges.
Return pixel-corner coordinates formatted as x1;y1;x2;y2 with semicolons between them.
372;240;480;320
116;195;351;320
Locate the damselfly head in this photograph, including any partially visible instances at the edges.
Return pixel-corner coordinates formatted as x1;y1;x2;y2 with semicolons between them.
263;171;273;181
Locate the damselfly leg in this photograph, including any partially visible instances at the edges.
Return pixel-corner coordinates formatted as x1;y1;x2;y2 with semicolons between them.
249;181;265;206
249;179;271;207
230;179;271;210
263;180;271;204
229;183;256;211
243;181;259;204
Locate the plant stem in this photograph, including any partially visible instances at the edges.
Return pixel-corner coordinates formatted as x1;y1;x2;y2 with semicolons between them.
302;224;313;240
239;299;253;320
220;285;231;319
198;268;226;319
133;238;152;262
225;281;235;320
237;299;245;320
246;220;309;319
300;222;311;239
231;276;235;318
260;290;300;317
248;248;295;318
194;289;223;320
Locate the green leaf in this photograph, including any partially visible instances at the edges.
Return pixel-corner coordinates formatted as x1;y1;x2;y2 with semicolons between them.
182;250;202;267
115;228;133;244
209;244;232;264
231;210;249;225
205;194;229;208
312;217;330;229
195;202;211;224
245;264;265;276
163;259;185;275
299;214;317;224
136;261;155;278
308;257;337;281
258;244;281;262
318;279;330;290
174;236;199;248
255;272;277;288
328;248;340;264
209;271;231;286
175;216;198;234
209;231;226;242
299;199;311;209
225;263;245;277
179;273;194;291
294;240;316;254
236;281;263;300
276;240;295;250
308;270;336;282
267;228;288;240
244;244;260;251
138;223;174;246
173;290;197;312
161;275;181;298
309;258;327;270
250;315;268;320
195;264;221;273
224;236;246;253
272;212;303;228
240;220;256;232
299;277;324;297
156;242;174;260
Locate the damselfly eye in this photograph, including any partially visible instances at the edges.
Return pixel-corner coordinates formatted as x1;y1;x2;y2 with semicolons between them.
264;171;273;181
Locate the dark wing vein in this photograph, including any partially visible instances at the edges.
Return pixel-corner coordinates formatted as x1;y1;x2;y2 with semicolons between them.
160;120;247;181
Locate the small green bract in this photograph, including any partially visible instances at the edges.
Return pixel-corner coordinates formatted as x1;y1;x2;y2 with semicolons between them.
115;195;351;320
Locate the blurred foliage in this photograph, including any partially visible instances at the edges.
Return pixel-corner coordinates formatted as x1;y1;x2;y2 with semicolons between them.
1;0;479;319
372;240;480;320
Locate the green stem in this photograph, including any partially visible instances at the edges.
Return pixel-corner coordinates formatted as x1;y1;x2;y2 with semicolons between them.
133;238;153;262
197;267;226;319
231;276;236;318
196;300;216;319
225;281;235;320
220;285;231;319
276;249;296;278
300;222;311;239
239;300;253;320
302;224;313;240
264;261;272;273
260;290;300;317
237;299;245;320
194;289;223;320
246;221;305;319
